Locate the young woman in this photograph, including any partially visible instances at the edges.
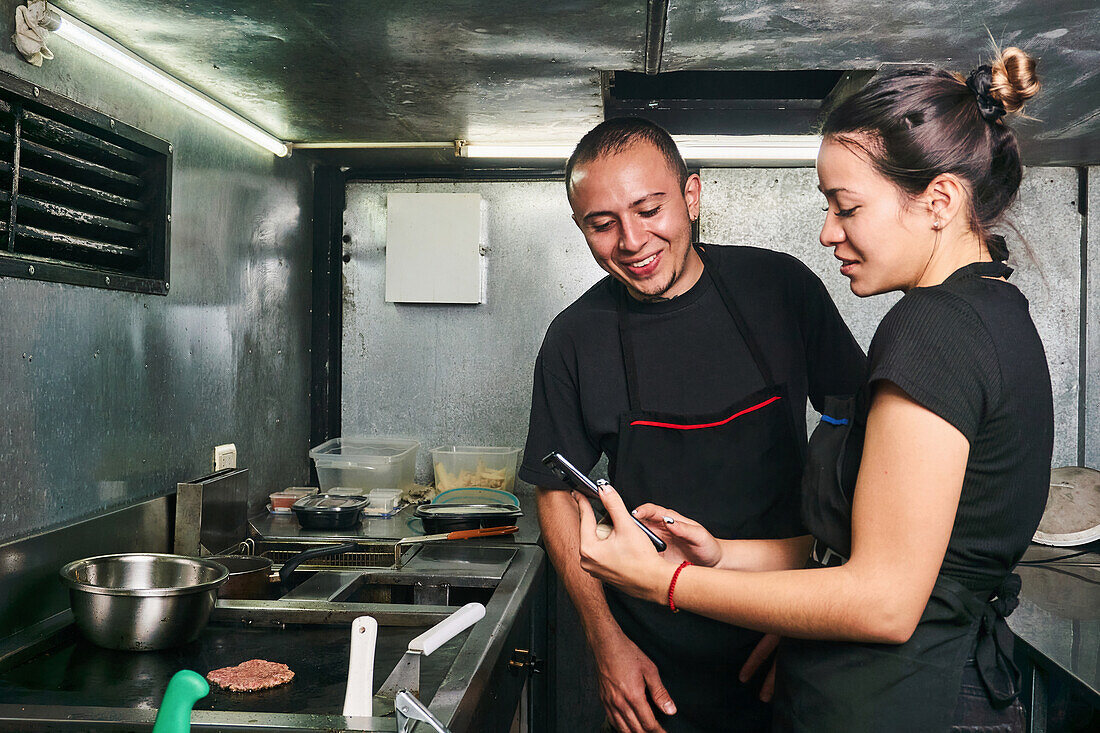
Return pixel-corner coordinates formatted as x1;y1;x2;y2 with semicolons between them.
574;47;1051;732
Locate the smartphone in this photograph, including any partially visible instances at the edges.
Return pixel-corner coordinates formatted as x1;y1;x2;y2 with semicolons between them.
542;451;666;552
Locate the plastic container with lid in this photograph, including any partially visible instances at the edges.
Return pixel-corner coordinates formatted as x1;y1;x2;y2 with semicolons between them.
434;487;520;508
283;487;319;498
414;503;523;533
431;446;521;494
309;436;420;494
367;488;402;513
269;492;298;510
291;494;369;530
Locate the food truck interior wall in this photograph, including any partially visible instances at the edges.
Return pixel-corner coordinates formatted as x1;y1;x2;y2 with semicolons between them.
0;5;315;543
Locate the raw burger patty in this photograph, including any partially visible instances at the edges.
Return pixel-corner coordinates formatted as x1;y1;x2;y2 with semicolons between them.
206;659;295;692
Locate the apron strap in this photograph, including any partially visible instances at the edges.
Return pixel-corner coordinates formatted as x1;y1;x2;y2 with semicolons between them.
616;285;645;412
695;245;777;387
973;572;1023;708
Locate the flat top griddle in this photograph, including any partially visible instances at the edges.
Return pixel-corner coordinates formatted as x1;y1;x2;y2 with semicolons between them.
0;617;465;716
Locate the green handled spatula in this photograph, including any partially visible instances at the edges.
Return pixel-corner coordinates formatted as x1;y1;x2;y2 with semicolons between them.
152;670;209;733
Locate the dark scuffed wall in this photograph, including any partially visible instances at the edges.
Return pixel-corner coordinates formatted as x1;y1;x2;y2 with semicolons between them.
0;0;313;541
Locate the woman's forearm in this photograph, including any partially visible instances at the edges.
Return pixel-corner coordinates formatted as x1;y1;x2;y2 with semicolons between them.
716;535;813;571
670;560;922;644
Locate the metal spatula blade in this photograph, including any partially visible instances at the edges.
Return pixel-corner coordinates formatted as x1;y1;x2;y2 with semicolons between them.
377;650;422;701
374;602;486;710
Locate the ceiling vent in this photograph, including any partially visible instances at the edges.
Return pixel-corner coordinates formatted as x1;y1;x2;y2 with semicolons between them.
604;70;874;136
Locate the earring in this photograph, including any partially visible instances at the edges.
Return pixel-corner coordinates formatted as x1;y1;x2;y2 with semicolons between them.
932;221;941;230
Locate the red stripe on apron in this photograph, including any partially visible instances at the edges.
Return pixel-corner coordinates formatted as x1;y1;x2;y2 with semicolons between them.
629;395;782;430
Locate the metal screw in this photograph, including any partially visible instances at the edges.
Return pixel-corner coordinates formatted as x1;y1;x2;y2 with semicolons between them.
27;265;34;275
168;144;173;153
32;86;39;97
166;214;171;222
109;119;115;127
104;276;111;285
165;282;170;291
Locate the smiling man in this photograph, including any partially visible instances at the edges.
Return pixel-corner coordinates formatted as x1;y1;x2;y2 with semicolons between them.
519;118;866;733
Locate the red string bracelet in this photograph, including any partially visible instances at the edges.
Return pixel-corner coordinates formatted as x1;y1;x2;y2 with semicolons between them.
668;561;692;613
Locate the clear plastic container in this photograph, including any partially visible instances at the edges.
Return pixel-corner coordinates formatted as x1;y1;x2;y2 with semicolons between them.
367;488;402;514
309;436;420;494
433;487;520;508
430;446;521;494
283;486;319;498
269;491;298;510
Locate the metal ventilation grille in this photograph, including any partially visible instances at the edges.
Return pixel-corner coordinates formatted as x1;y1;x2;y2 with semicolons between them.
0;70;171;295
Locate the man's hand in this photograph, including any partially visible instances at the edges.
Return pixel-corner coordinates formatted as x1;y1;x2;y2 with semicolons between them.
596;632;676;733
576;485;672;604
739;633;780;702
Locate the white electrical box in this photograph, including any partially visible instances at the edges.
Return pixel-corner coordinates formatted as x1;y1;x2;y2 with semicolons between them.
385;192;486;304
213;443;237;471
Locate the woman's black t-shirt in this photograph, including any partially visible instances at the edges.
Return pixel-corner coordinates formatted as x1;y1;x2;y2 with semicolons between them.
850;263;1054;592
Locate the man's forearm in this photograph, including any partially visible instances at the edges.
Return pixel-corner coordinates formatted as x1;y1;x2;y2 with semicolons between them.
717;535;813;572
537;487;625;647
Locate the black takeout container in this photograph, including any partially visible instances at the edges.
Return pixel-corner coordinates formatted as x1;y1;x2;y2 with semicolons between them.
414;503;523;533
291;494;368;530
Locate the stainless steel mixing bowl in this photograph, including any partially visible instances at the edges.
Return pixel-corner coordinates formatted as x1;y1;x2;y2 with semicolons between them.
59;553;228;651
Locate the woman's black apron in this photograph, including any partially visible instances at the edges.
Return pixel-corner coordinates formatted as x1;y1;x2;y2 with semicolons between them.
773;261;1023;732
607;244;805;732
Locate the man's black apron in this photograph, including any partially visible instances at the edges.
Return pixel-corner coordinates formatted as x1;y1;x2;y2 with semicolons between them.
607;244;805;732
773;260;1024;732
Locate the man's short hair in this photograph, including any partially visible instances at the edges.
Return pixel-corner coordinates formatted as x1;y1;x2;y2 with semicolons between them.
565;118;690;200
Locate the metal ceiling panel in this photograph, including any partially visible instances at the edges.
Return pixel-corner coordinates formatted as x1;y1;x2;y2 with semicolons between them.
48;0;1100;163
664;1;1100;163
53;0;644;143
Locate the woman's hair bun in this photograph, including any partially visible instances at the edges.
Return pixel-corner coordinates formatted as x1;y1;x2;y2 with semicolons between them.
990;46;1040;115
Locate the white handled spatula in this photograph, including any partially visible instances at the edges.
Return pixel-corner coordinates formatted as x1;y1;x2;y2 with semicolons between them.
374;602;485;709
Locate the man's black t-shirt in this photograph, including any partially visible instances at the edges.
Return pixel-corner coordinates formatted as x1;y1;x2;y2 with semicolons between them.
520;244;867;494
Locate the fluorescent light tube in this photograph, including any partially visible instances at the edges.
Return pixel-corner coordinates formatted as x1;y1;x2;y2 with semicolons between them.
459;136;822;163
459;143;575;159
677;135;822;161
50;7;289;157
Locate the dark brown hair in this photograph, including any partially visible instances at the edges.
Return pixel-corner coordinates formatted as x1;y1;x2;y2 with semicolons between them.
821;47;1040;260
565;117;689;201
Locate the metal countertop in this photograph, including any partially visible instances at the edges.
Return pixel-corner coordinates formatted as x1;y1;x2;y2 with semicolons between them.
250;485;542;545
1008;542;1100;700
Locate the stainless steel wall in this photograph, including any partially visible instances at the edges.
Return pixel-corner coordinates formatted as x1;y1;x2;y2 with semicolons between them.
702;167;1083;468
342;180;603;483
1088;167;1099;469
0;0;314;542
343;170;1087;470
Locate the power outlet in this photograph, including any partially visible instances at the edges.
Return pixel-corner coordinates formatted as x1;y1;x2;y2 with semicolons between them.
213;443;237;471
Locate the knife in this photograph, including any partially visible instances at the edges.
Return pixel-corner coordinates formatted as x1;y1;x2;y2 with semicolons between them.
396;525;519;546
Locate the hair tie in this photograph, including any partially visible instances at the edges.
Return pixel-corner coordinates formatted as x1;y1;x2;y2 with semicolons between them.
987;233;1010;262
966;66;1007;123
